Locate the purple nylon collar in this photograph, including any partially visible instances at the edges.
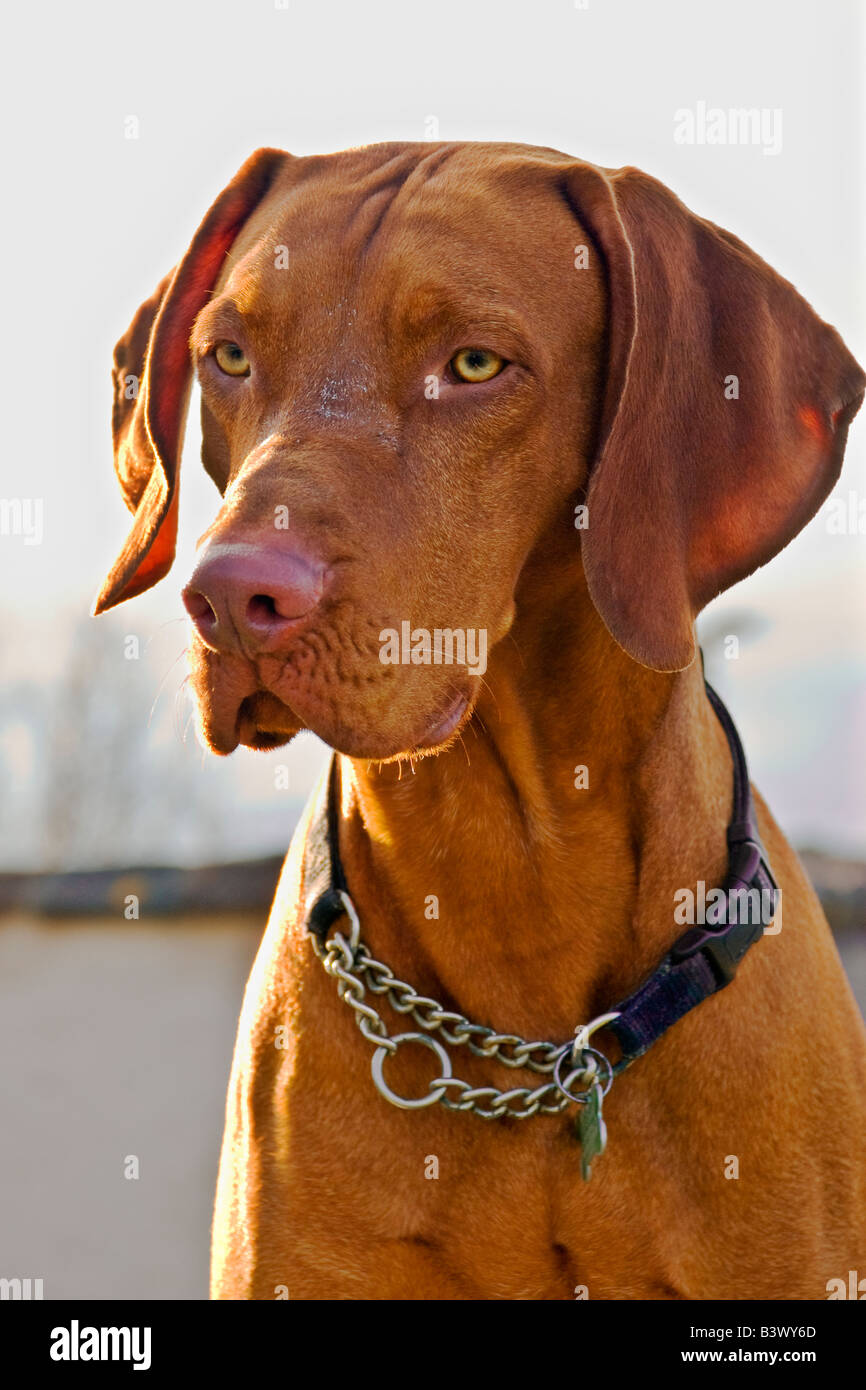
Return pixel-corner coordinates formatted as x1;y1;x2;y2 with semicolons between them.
304;678;779;1072
606;681;778;1069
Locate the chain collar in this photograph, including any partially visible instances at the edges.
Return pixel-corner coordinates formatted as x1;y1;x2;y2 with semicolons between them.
303;678;779;1178
313;889;619;1121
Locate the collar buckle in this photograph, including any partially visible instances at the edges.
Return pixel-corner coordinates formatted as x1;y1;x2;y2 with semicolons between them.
669;836;778;988
670;914;765;987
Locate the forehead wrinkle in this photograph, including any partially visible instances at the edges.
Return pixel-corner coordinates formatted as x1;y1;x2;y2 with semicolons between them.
204;147;538;396
343;144;464;256
251;143;462;267
212;147;462;333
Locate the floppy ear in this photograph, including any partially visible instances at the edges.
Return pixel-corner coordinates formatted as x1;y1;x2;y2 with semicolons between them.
565;163;866;671
93;147;291;614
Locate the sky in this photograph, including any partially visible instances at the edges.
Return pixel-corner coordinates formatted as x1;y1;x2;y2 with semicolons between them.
1;0;864;865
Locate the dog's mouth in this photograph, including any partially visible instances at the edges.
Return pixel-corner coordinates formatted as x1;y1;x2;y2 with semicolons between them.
237;691;303;750
220;683;474;760
413;689;470;749
186;599;485;759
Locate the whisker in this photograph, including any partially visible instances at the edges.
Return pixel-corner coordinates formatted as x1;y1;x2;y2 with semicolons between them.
476;674;499;720
504;629;527;673
173;674;192;744
149;647;189;727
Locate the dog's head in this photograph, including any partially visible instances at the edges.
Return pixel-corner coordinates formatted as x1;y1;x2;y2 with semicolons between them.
96;142;864;758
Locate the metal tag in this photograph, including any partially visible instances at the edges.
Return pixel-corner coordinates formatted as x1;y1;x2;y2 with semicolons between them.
577;1079;608;1181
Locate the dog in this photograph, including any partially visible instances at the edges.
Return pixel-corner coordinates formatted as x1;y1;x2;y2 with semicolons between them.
96;142;866;1300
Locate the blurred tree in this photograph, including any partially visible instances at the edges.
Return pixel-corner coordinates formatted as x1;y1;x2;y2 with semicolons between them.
35;615;224;870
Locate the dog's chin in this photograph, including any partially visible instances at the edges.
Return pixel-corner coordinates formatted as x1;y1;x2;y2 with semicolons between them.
233;692;301;751
198;686;473;760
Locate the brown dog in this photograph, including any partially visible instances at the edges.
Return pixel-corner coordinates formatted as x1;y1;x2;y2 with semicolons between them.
96;143;866;1300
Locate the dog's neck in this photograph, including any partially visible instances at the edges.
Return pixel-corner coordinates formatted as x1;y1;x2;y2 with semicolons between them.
337;555;733;1037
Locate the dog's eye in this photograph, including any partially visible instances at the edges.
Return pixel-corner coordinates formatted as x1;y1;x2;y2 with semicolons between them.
213;341;250;377
449;347;505;383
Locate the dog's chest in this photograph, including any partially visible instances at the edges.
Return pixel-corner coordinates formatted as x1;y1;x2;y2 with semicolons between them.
213;939;708;1299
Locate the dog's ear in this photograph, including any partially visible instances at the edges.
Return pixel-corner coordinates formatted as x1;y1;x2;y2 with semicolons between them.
565;163;866;671
93;148;291;614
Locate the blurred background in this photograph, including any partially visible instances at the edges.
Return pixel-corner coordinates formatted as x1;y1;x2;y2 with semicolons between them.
0;0;864;1298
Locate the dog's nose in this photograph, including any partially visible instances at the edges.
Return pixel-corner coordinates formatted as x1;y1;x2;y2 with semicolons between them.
182;542;326;654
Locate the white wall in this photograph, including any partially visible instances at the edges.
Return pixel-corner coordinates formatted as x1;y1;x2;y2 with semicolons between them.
0;914;260;1299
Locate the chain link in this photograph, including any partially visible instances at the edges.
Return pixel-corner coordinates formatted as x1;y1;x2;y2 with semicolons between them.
316;894;619;1120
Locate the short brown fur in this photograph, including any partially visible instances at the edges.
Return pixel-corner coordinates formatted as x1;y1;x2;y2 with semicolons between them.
97;142;866;1300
